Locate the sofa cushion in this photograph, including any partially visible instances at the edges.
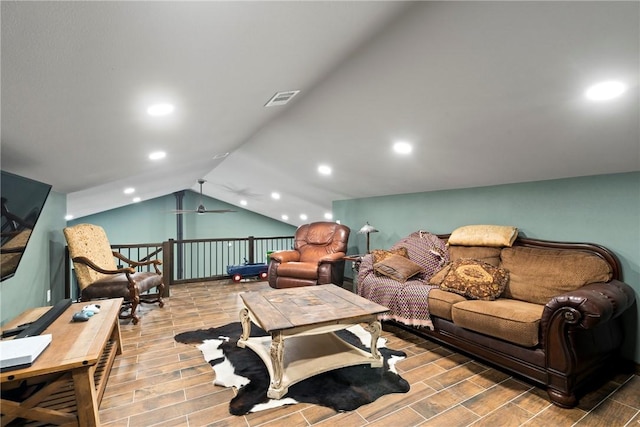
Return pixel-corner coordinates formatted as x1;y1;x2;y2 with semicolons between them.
374;254;424;282
438;259;509;301
451;299;545;347
448;225;518;247
500;246;613;304
448;246;502;266
428;288;467;320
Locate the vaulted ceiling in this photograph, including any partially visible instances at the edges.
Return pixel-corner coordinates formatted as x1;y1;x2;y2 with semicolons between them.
2;1;638;226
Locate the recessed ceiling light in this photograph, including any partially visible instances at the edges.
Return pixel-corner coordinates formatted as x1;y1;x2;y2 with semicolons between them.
318;165;332;175
585;81;627;101
149;151;166;160
65;214;73;221
271;192;281;200
393;141;413;155
147;103;175;116
240;200;247;206
324;212;333;220
281;214;289;221
132;197;141;203
124;187;135;195
300;214;308;221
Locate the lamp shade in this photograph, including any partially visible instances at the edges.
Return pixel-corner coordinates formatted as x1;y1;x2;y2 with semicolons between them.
358;222;378;234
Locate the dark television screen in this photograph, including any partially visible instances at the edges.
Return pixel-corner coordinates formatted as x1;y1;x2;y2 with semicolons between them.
1;171;52;281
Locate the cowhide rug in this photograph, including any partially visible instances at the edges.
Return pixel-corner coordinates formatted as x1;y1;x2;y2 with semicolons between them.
174;322;410;415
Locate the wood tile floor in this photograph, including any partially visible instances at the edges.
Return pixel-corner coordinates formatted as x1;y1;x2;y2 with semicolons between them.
100;280;640;427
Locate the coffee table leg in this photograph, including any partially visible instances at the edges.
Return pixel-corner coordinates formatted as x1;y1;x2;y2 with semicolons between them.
238;308;251;347
267;331;286;399
365;320;382;362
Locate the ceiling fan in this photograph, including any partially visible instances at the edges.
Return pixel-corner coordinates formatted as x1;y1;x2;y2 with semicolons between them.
172;179;236;214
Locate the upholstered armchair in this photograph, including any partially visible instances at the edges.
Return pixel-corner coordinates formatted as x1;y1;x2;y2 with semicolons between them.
268;222;350;289
64;223;165;324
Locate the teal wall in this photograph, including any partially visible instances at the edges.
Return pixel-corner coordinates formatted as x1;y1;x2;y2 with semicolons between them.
334;172;640;363
68;191;297;242
1;191;67;324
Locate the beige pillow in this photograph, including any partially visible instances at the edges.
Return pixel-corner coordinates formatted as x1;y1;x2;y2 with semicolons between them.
448;225;518;247
374;254;424;283
439;259;510;301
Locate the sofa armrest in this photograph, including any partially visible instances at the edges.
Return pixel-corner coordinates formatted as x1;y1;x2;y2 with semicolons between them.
269;250;300;263
541;279;635;406
541;280;635;331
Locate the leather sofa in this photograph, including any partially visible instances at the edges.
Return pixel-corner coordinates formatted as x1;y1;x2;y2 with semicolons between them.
357;226;636;408
268;221;350;288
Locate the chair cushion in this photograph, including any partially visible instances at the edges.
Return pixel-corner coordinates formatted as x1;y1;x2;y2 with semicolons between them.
295;222;350;263
276;262;319;280
451;299;544;347
82;272;162;300
64;224;118;289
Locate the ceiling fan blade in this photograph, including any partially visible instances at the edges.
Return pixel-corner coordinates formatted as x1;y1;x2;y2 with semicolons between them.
170;210;198;214
202;209;236;213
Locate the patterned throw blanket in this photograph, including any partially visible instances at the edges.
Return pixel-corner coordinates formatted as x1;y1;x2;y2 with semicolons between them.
357;231;449;329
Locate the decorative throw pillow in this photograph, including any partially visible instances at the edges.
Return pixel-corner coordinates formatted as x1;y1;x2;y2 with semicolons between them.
439;258;509;300
371;247;409;264
374;254;424;283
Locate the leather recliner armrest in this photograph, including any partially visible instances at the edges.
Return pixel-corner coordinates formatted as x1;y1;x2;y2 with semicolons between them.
318;252;347;264
270;250;300;263
541;280;635;331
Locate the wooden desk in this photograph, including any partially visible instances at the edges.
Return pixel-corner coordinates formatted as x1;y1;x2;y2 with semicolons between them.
1;298;123;427
238;284;388;399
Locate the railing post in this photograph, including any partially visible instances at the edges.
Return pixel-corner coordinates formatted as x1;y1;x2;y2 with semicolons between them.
248;236;255;264
163;239;173;296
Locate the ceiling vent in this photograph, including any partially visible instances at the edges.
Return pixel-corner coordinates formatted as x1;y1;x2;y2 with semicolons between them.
265;90;300;107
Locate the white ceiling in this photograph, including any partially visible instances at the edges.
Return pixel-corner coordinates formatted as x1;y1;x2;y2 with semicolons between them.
2;1;638;226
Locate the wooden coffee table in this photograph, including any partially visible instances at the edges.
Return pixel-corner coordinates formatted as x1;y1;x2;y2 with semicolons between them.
1;298;123;426
237;284;389;399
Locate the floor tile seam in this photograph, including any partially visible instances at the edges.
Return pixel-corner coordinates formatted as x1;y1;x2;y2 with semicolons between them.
461;387;539;423
362;404;427;426
610;374;640;409
621;409;640;427
252;409;310;427
336;409;368;426
436;375;527;414
123;389;190;425
572;375;638;425
421;401;479;425
428;360;496;394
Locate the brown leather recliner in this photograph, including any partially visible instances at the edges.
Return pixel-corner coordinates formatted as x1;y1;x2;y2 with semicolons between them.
268;222;350;289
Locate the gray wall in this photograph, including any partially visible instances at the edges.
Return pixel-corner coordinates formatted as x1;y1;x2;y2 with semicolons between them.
334;171;640;363
1;191;67;324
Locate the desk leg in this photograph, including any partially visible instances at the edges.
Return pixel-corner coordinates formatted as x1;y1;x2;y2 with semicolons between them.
72;366;100;427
